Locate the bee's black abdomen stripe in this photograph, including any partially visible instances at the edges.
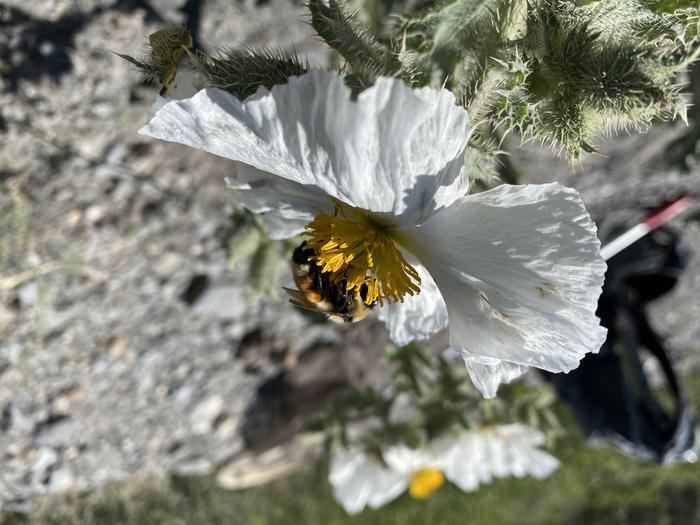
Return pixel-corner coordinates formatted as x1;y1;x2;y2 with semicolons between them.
292;241;314;264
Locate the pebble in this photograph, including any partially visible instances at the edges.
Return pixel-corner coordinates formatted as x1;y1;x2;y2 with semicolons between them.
35;418;76;448
17;282;39;308
192;286;247;320
30;448;58;486
190;396;225;435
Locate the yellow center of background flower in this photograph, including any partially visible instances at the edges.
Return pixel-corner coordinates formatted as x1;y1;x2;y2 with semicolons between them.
408;468;445;500
304;204;421;306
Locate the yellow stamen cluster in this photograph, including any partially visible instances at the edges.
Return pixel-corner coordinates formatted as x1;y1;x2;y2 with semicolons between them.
408;468;445;500
304;204;421;306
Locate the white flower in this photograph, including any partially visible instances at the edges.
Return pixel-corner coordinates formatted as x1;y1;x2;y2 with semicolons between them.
328;443;445;515
329;424;559;514
438;424;560;492
140;71;607;397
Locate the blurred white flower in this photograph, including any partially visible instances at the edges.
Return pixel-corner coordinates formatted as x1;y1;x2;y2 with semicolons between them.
438;424;560;492
329;424;558;514
328;444;445;515
140;71;606;396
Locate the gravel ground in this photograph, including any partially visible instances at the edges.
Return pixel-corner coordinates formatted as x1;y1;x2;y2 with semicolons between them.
1;0;699;512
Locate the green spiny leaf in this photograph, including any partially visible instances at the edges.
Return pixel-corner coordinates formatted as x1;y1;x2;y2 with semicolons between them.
117;26;192;95
308;0;400;88
196;46;309;99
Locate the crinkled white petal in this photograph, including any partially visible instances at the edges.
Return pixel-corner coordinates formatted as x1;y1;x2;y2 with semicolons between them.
226;164;332;239
492;424;560;480
382;443;441;476
434;431;486;491
462;357;529;398
440;425;559;491
140;71;470;223
376;264;448;345
329;447;407;515
401;183;607;395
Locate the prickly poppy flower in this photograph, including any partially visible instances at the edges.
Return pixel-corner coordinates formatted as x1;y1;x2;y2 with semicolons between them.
140;71;606;396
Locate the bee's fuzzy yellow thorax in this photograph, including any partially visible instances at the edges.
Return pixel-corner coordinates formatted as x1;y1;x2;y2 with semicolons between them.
304;203;421;306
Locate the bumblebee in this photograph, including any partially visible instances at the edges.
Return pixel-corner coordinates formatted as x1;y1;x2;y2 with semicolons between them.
285;241;375;323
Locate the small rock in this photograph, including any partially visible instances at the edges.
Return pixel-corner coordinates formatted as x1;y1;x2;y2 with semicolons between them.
30;447;58;486
217;437;320;491
171;384;193;403
104;335;129;358
173;457;213;477
0;303;15;328
154;252;183;276
180;274;209;305
66;209;82;227
44;309;75;338
35;417;75;448
48;468;75;493
190;396;224;435
215;416;238;440
84;205;106;225
17;282;39;308
0;343;24;365
10;398;34;433
192;286;246;320
52;385;84;415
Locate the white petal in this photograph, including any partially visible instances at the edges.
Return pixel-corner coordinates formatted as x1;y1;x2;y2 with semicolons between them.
382;443;439;476
501;423;547;447
462;358;528;398
329;448;407;515
376;264;448;345
401;183;607;395
440;426;559;491
140;72;470;221
494;425;559;480
438;431;486;491
226;164;332;239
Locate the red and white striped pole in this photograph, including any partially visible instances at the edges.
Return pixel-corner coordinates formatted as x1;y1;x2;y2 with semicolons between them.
600;195;697;261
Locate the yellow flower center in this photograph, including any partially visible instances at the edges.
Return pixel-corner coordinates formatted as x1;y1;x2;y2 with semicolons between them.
304;203;421;306
408;468;445;500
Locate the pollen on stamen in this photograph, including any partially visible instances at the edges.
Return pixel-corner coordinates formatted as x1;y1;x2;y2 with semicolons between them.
304;205;421;306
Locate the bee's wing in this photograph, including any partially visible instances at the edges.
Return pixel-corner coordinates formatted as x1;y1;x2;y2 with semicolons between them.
283;287;346;321
283;287;314;308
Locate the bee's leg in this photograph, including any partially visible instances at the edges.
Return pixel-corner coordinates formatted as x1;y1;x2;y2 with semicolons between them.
316;267;329;298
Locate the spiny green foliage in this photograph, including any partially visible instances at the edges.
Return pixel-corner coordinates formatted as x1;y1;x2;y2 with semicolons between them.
120;1;700;167
116;26;192;95
400;0;698;159
194;47;309;99
120;27;308;99
651;0;700;42
400;0;525;112
307;0;403;91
